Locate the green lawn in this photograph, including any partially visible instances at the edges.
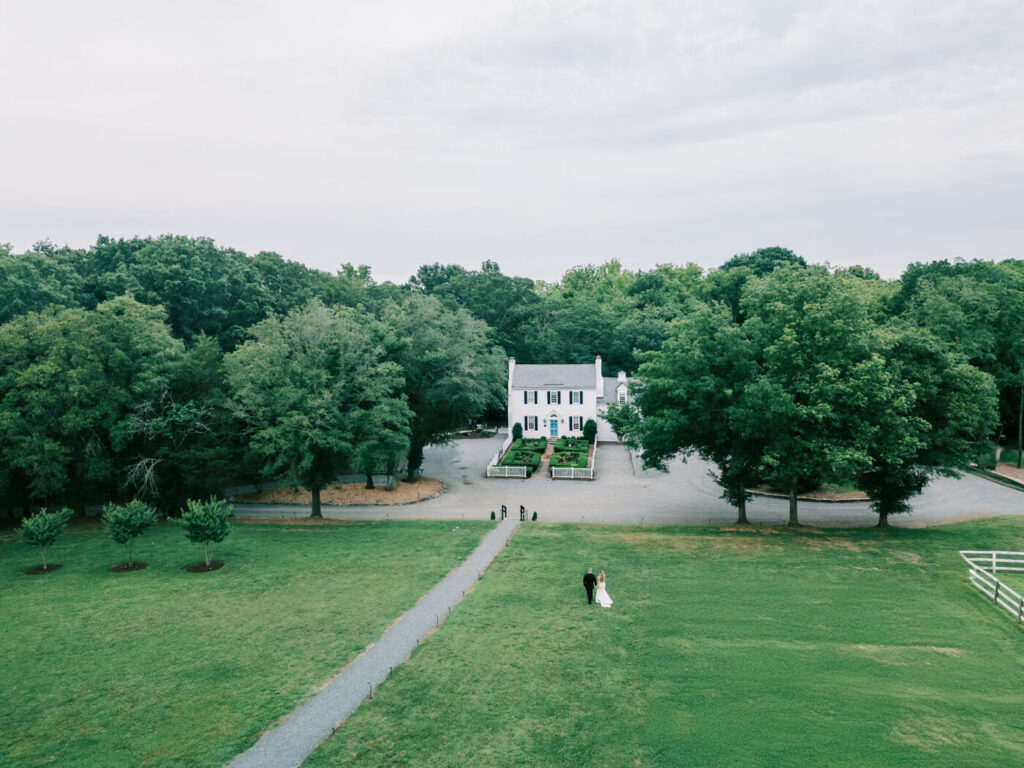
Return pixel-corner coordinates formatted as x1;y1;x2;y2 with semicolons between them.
305;519;1024;768
0;518;489;768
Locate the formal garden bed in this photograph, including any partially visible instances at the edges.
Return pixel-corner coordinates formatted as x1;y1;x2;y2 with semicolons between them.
498;438;548;476
497;437;595;476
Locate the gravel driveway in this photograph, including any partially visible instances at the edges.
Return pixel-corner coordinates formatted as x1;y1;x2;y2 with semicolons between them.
233;433;1024;527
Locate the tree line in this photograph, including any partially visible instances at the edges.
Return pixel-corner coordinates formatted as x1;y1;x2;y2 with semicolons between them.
1;235;1021;522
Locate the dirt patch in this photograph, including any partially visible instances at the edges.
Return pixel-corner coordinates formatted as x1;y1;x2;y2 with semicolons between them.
847;644;963;657
748;484;869;502
801;537;863;553
234;478;443;506
233;518;363;526
711;537;784;553
108;562;149;572
993;462;1024;484
890;550;922;565
185;560;226;573
721;527;782;535
608;532;701;552
890;715;975;754
25;563;63;575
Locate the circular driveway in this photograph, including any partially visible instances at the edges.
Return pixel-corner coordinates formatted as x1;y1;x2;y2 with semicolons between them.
233;433;1024;527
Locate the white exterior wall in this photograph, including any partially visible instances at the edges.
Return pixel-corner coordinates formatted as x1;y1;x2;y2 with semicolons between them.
506;356;629;443
595;405;618;442
508;388;595;438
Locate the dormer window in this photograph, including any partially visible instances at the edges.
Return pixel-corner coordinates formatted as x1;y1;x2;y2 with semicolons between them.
617;388;627;404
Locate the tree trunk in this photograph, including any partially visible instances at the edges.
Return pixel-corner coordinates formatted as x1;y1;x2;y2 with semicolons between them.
407;443;425;482
1017;382;1022;469
365;473;375;490
41;546;48;570
203;541;211;567
311;486;322;518
788;483;800;526
127;539;134;567
876;510;889;528
735;495;748;525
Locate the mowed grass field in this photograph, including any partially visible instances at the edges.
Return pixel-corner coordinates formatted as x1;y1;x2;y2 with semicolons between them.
0;518;490;768
305;519;1024;768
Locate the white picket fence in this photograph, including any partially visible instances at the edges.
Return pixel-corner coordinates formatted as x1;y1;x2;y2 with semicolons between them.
487;436;525;478
551;442;597;480
960;550;1024;623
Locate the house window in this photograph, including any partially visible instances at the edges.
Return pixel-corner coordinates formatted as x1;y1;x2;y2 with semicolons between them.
570;391;583;405
617;389;627;404
570;416;583;431
547;391;561;404
523;391;538;404
523;416;538;431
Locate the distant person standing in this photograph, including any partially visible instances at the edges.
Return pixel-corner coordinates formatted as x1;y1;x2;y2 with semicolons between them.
583;567;597;604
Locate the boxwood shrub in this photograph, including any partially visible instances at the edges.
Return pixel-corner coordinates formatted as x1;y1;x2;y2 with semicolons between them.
554;437;588;453
501;449;543;476
549;451;589;469
511;438;548;452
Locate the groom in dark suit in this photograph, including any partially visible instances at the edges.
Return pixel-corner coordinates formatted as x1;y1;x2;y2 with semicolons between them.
583;568;597;604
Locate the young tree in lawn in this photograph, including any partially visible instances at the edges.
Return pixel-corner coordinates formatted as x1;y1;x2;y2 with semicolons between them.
857;323;998;526
225;302;407;517
382;294;504;480
19;507;73;571
102;499;158;566
180;497;232;567
608;302;765;524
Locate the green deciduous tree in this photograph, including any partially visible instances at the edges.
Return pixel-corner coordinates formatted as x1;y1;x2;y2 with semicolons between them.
102;499;158;566
610;302;764;523
19;507;73;571
856;324;998;526
741;266;893;525
0;296;182;507
383;294;504;480
226;302;409;516
179;497;232;567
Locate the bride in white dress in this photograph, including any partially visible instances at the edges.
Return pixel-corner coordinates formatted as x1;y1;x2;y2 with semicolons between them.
595;570;613;608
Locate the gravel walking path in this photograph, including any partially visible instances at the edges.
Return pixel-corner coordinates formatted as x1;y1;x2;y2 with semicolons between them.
227;515;521;768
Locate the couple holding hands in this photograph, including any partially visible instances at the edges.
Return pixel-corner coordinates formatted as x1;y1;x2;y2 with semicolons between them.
583;567;613;608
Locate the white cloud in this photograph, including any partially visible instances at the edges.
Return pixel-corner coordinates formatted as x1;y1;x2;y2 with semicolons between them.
0;0;1021;282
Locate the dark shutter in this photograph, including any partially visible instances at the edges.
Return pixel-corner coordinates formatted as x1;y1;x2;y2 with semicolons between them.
557;391;562;404
523;391;527;404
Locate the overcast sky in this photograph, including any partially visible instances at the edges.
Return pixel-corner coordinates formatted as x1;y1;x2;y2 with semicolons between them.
2;0;1022;284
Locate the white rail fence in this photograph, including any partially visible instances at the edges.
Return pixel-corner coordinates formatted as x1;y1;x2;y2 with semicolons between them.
551;442;597;480
487;436;526;478
960;550;1024;623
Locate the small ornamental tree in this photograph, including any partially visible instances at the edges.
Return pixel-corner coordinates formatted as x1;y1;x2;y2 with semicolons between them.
512;422;523;441
179;497;232;567
583;419;598;444
19;507;73;571
102;500;157;567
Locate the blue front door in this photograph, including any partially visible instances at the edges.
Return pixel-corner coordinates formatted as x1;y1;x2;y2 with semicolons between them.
550;418;559;437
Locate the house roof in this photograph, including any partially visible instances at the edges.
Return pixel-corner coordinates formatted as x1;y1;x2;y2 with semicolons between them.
597;377;628;402
511;364;596;389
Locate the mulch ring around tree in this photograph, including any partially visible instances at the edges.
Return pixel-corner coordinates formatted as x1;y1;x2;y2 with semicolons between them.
25;564;63;575
108;562;149;573
185;560;226;573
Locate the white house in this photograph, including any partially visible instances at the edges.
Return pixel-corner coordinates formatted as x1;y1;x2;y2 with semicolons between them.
507;356;630;443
